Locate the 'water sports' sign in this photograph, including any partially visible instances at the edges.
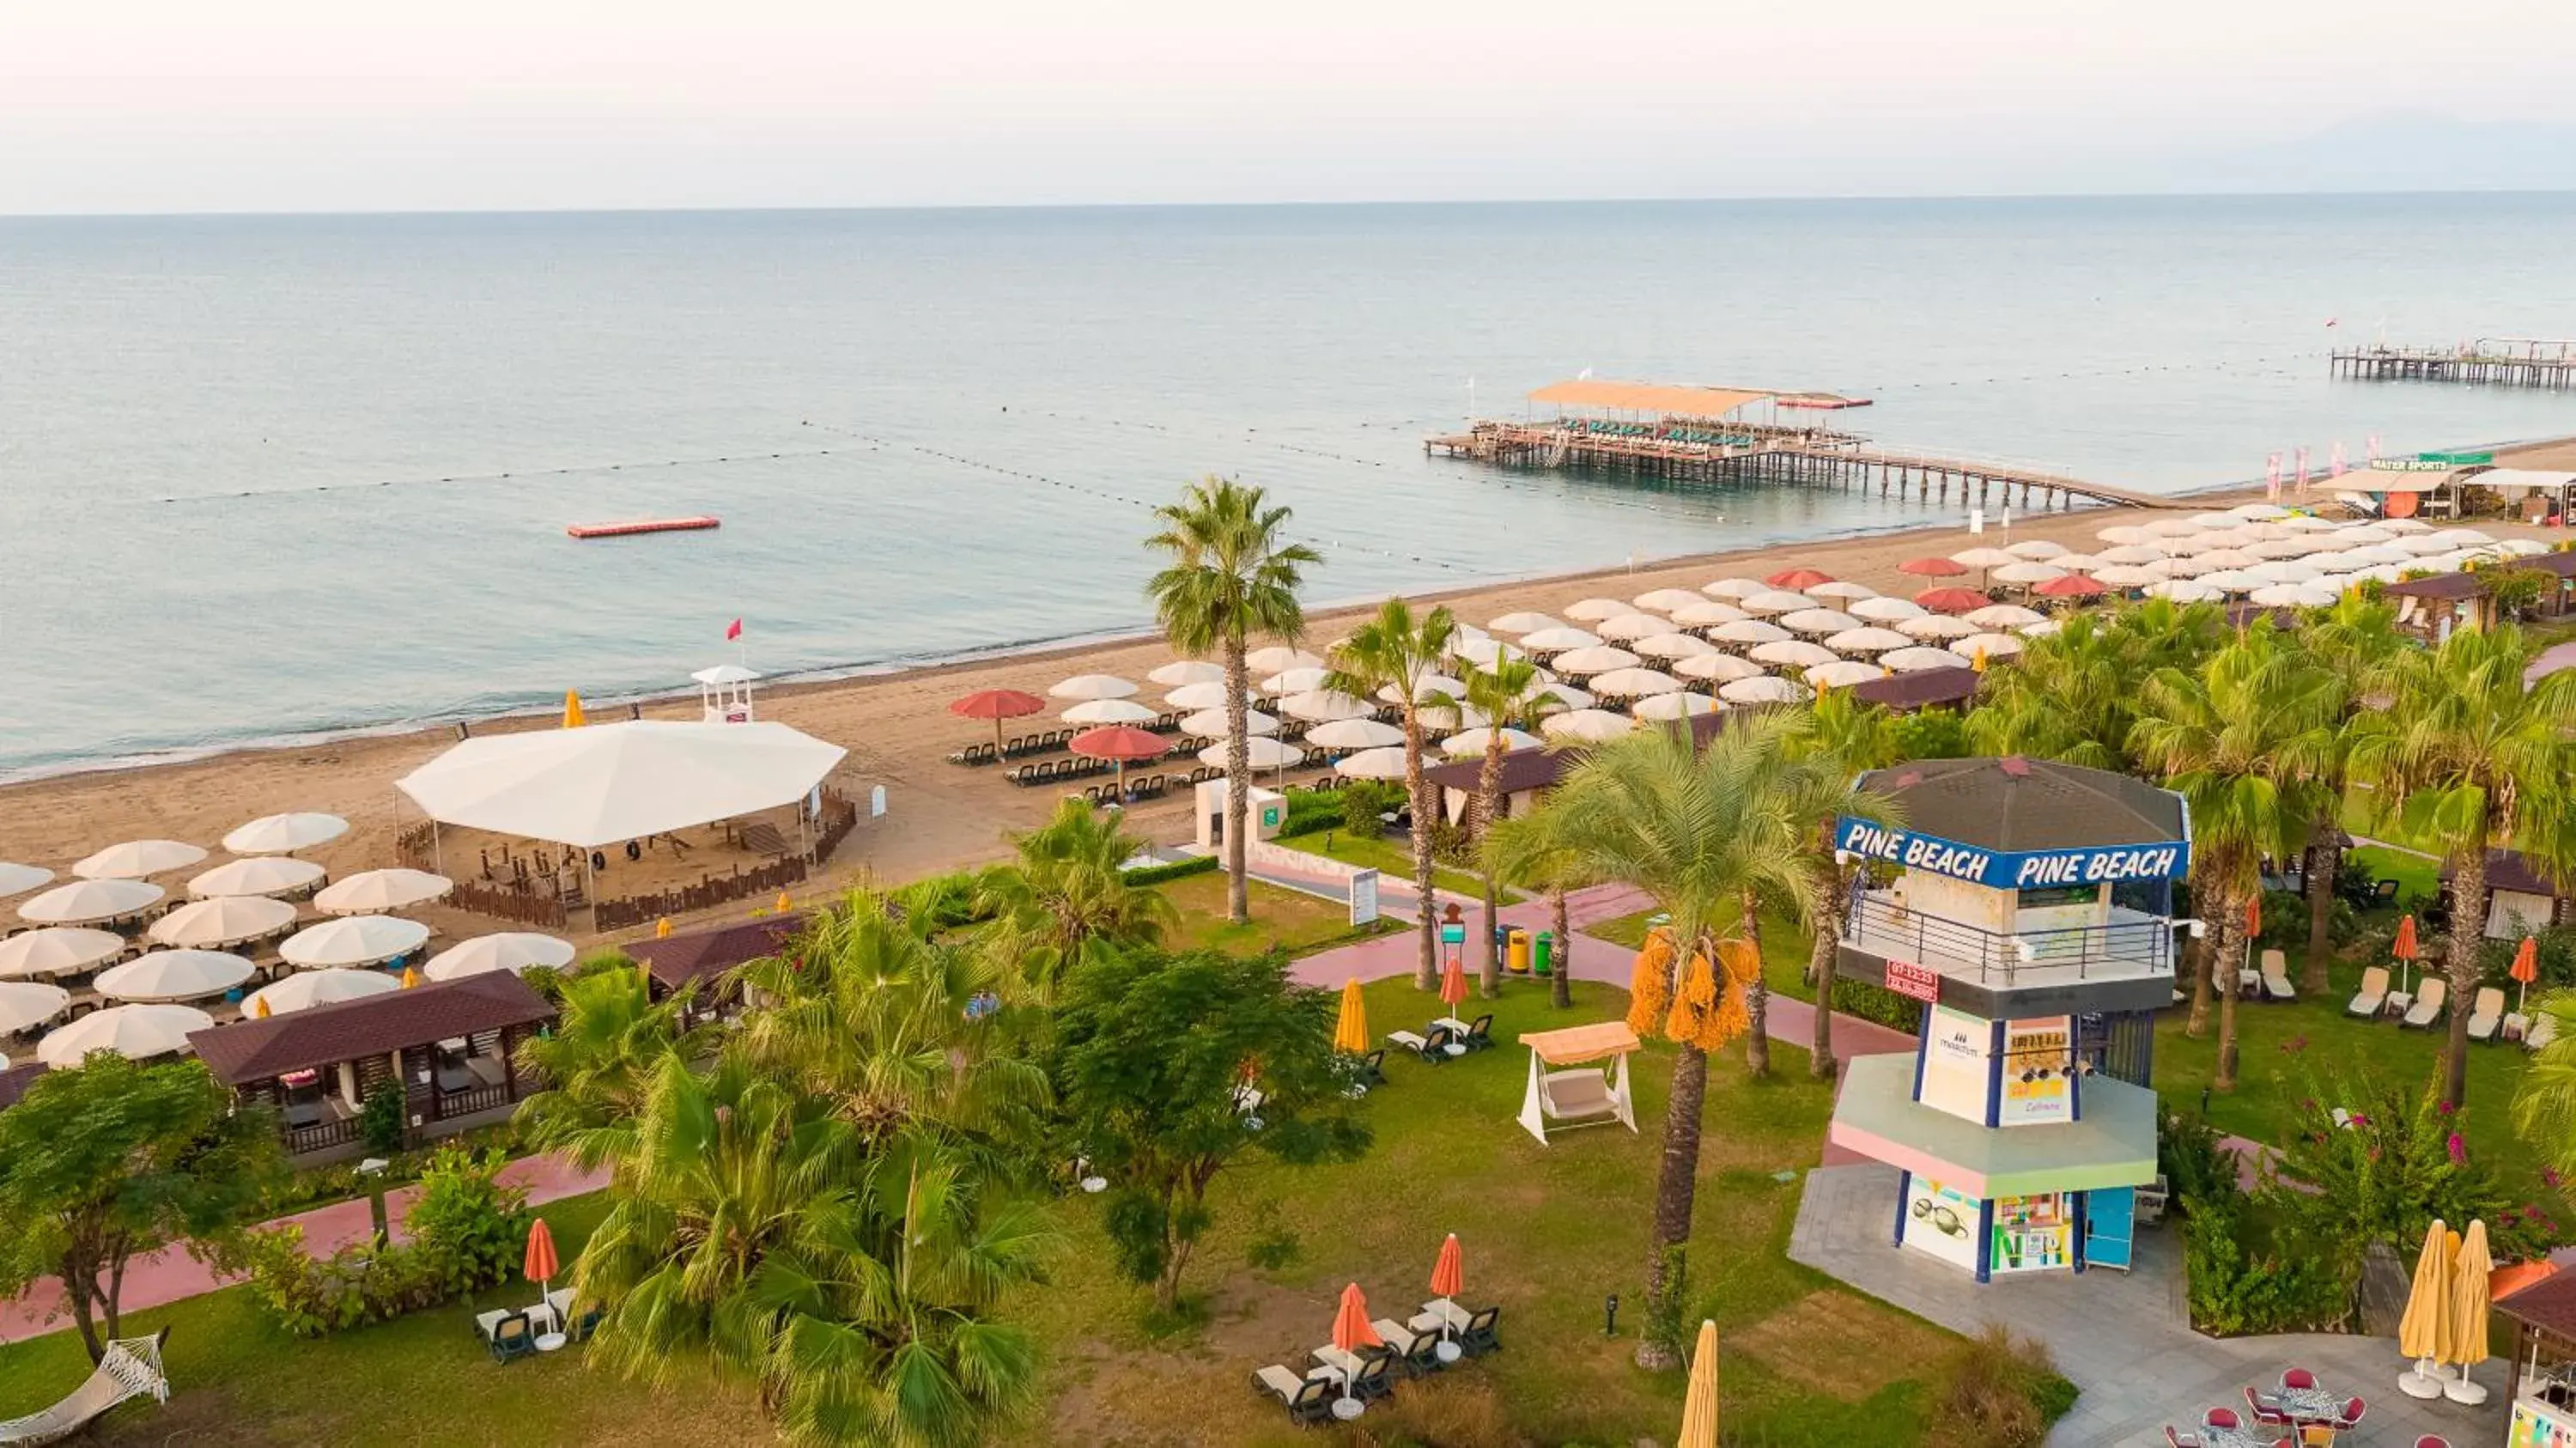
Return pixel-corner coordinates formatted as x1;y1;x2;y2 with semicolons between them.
1835;818;2190;890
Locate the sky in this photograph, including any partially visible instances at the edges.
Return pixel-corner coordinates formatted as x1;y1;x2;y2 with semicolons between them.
4;0;2572;214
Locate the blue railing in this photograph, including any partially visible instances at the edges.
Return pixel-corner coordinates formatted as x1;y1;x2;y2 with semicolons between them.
1844;892;2174;984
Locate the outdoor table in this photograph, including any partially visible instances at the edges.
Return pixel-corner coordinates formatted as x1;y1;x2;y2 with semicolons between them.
1419;1297;1470;1331
527;1301;566;1352
2274;1385;2343;1421
2196;1424;2276;1448
1308;1348;1367;1421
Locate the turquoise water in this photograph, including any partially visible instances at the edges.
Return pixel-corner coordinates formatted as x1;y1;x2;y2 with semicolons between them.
3;195;2573;776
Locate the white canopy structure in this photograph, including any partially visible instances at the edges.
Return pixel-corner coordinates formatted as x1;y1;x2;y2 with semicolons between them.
1779;609;1864;637
187;856;325;900
38;1004;215;1066
1807;580;1878;602
396;721;847;852
1955;632;2026;660
1824;627;1913;655
279;916;432;970
245;968;404;1015
1737;590;1813;616
1377;675;1466;705
0;862;53;898
70;840;206;880
423;932;579;982
1550;647;1642;678
19;879;162;926
1586;667;1683;698
0;928;127;981
149;895;298;949
1517;1021;1640;1144
0;981;72;1036
94;951;255;1004
2004;539;2069;559
1701;577;1769;599
222;812;348;855
313;868;455;916
1964;604;2045;630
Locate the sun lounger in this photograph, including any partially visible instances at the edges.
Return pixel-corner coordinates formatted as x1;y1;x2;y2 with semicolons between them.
1371;1317;1443;1374
2467;987;2506;1043
488;1311;537;1364
1251;1365;1334;1426
1388;1025;1466;1064
2401;978;2447;1029
1461;1305;1503;1356
2347;965;2389;1019
2259;950;2295;1001
2529;1013;2561;1052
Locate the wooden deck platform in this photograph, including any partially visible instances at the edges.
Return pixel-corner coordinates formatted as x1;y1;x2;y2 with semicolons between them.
2334;342;2576;389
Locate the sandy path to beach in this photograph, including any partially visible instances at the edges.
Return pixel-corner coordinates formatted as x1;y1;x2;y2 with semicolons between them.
0;500;2219;948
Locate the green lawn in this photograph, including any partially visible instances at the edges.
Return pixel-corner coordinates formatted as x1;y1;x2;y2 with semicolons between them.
1274;830;1497;902
1156;870;1399;958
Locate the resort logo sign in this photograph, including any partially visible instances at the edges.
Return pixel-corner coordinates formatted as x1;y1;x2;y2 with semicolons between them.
1835;819;2190;889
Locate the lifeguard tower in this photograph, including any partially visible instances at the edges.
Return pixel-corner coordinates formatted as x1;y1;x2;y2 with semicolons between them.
1825;756;2193;1281
693;664;757;724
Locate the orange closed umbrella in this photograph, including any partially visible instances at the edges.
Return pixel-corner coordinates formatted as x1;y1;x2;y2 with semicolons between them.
2512;936;2540;1013
1428;1233;1467;1360
1677;1319;1721;1448
524;1216;559;1287
2245;894;2260;939
1440;956;1468;1013
2395;914;2421;995
1330;1283;1384;1412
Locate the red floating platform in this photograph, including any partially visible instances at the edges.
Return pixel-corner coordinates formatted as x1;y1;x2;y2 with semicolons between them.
566;516;721;539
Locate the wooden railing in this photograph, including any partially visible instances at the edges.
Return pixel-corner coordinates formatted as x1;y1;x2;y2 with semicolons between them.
283;1114;363;1157
593;856;811;934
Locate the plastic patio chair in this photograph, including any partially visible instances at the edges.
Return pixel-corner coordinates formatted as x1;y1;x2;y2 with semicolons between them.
2331;1397;2366;1431
2281;1367;2316;1390
2205;1407;2241;1430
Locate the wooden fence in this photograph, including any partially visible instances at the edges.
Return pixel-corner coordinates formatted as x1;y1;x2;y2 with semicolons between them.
593;855;811;934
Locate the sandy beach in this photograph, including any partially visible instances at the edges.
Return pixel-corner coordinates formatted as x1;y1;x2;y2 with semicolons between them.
0;493;2269;948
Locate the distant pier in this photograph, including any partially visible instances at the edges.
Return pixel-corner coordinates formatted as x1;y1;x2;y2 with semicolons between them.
2332;339;2576;389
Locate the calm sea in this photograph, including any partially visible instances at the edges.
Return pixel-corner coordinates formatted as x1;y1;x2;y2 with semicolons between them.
3;195;2574;778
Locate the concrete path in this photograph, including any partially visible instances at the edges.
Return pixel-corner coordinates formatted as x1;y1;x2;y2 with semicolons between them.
1789;1162;2507;1447
0;1152;608;1345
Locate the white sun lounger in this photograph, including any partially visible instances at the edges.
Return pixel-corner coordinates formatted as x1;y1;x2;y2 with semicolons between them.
2401;977;2447;1029
2347;965;2389;1019
2528;1013;2561;1052
2259;949;2295;1001
2467;987;2506;1043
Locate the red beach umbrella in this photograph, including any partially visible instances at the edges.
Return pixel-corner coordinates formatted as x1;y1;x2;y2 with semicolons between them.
2394;913;2420;995
1329;1282;1386;1410
524;1216;559;1290
1767;567;1835;591
1440;955;1469;1011
1427;1233;1468;1358
1070;725;1168;800
1914;587;1990;615
1899;557;1969;578
2032;574;2106;599
2512;935;2539;1012
2245;895;2260;939
949;688;1047;758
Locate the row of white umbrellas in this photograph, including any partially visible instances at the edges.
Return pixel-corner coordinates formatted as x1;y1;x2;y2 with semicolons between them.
11;863;457;928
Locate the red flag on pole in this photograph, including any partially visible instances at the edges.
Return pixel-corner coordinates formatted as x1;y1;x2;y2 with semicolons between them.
726;618;743;642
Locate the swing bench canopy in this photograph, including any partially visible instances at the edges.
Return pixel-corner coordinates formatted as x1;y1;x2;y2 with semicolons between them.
1516;1022;1642;1144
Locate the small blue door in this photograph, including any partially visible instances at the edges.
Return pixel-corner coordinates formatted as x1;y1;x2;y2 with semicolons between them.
2085;1188;2135;1270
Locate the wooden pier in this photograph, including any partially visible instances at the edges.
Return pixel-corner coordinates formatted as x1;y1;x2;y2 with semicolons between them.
2332;340;2576;389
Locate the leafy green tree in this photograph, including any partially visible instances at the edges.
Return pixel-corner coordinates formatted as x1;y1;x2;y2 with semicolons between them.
1145;477;1321;925
1965;599;2228;772
1793;691;1917;1080
514;962;703;1179
2129;624;2340;1086
1506;714;1818;1368
2297;591;2404;992
1328;598;1461;990
977;797;1178;993
2348;624;2576;1107
1460;656;1548;996
1048;949;1370;1312
0;1054;281;1361
2514;988;2576;1183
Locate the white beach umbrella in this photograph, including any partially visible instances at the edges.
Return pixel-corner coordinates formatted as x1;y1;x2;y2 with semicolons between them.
1486;611;1560;636
1334;746;1413;781
1708;618;1791;647
1701;577;1771;600
1164;681;1256;710
1278;691;1375;723
1376;674;1465;705
422;933;579;982
0;863;53;898
0;982;72;1036
2230;502;2289;519
1147;660;1226;687
188;856;325;900
2301;550;2366;573
38;1004;213;1066
1064;697;1161;726
1587;668;1684;698
2130;559;2181;580
2379;517;2434;533
2187;511;2247;528
1293;718;1393;751
2346;544;2414;566
1262;666;1332;695
1593;613;1669;642
1631;692;1721;721
1882;646;1973;672
2020;619;2064;637
1048;673;1139;702
1806;660;1888;690
1848;596;1926;622
149;895;298;949
1670;599;1750;628
1244;646;1323;675
1674;653;1765;684
2097;545;2167;565
2158;554;2221;577
1632;633;1719;660
1563;597;1633;622
222;812;349;856
280;916;431;970
2003;539;2069;559
2199;569;2264;593
2247;536;2323;559
2045;552;2107;573
1964;604;2044;630
94;950;255;1004
1440;727;1544;757
1750;639;1838;670
1718;677;1807;705
2442;527;2496;545
2250;582;2338;609
1955;632;2026;661
2332;524;2395;545
1806;579;1879;601
315;868;453;917
1825;627;1914;655
2091;565;2157;587
1451;636;1527;668
1540;709;1636;743
1182;707;1279;737
1896;615;1983;641
246;968;404;1014
1990;561;2066;586
1518;626;1601;653
2397;532;2460;556
2280;514;2345;531
2245;560;2323;584
20;878;162;926
2142;579;2219;604
1528;680;1593;711
2141;517;2203;537
1550;646;1643;677
0;928;126;981
1201;739;1303;770
1737;590;1814;615
2498;538;2550;557
1631;587;1705;614
1779;608;1865;636
71;839;207;880
2096;524;2154;545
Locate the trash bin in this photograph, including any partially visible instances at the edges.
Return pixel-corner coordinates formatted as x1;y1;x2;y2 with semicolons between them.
1507;928;1531;974
1534;931;1554;977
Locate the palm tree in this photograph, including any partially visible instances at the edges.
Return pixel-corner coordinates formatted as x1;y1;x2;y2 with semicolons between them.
1461;656;1547;996
513;964;703;1179
1327;598;1461;991
1484;821;1597;1011
1145;478;1321;926
2129;625;2341;1088
2511;989;2576;1182
2348;624;2576;1108
1510;714;1816;1366
1792;691;1914;1081
2297;591;2404;992
976;798;1178;994
1965;599;2230;773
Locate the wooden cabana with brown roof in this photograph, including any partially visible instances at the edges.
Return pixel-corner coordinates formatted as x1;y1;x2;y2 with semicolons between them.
622;911;808;1025
186;972;554;1159
2494;1265;2576;1426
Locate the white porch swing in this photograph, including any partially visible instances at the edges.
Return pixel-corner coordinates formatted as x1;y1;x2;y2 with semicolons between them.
1515;1022;1641;1145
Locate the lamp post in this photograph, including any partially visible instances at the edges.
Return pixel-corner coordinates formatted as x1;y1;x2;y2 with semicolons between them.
358;1157;391;1244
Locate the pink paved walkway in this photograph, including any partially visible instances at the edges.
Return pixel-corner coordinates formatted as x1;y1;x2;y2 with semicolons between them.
0;1152;608;1344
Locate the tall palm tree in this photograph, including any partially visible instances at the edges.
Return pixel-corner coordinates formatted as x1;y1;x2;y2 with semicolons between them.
1145;478;1321;926
975;798;1178;994
2129;625;2341;1088
2511;989;2576;1183
2297;590;2404;992
1327;598;1461;990
2348;624;2576;1108
1793;691;1914;1081
1510;715;1815;1366
1965;599;2230;773
1461;656;1547;996
513;964;703;1179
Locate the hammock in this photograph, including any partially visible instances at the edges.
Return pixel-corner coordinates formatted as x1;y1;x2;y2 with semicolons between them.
0;1329;170;1446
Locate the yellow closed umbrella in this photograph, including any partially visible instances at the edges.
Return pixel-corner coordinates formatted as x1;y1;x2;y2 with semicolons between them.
2397;1219;2451;1398
1333;977;1369;1055
2445;1219;2494;1403
400;965;422;989
562;691;586;727
1676;1318;1720;1448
